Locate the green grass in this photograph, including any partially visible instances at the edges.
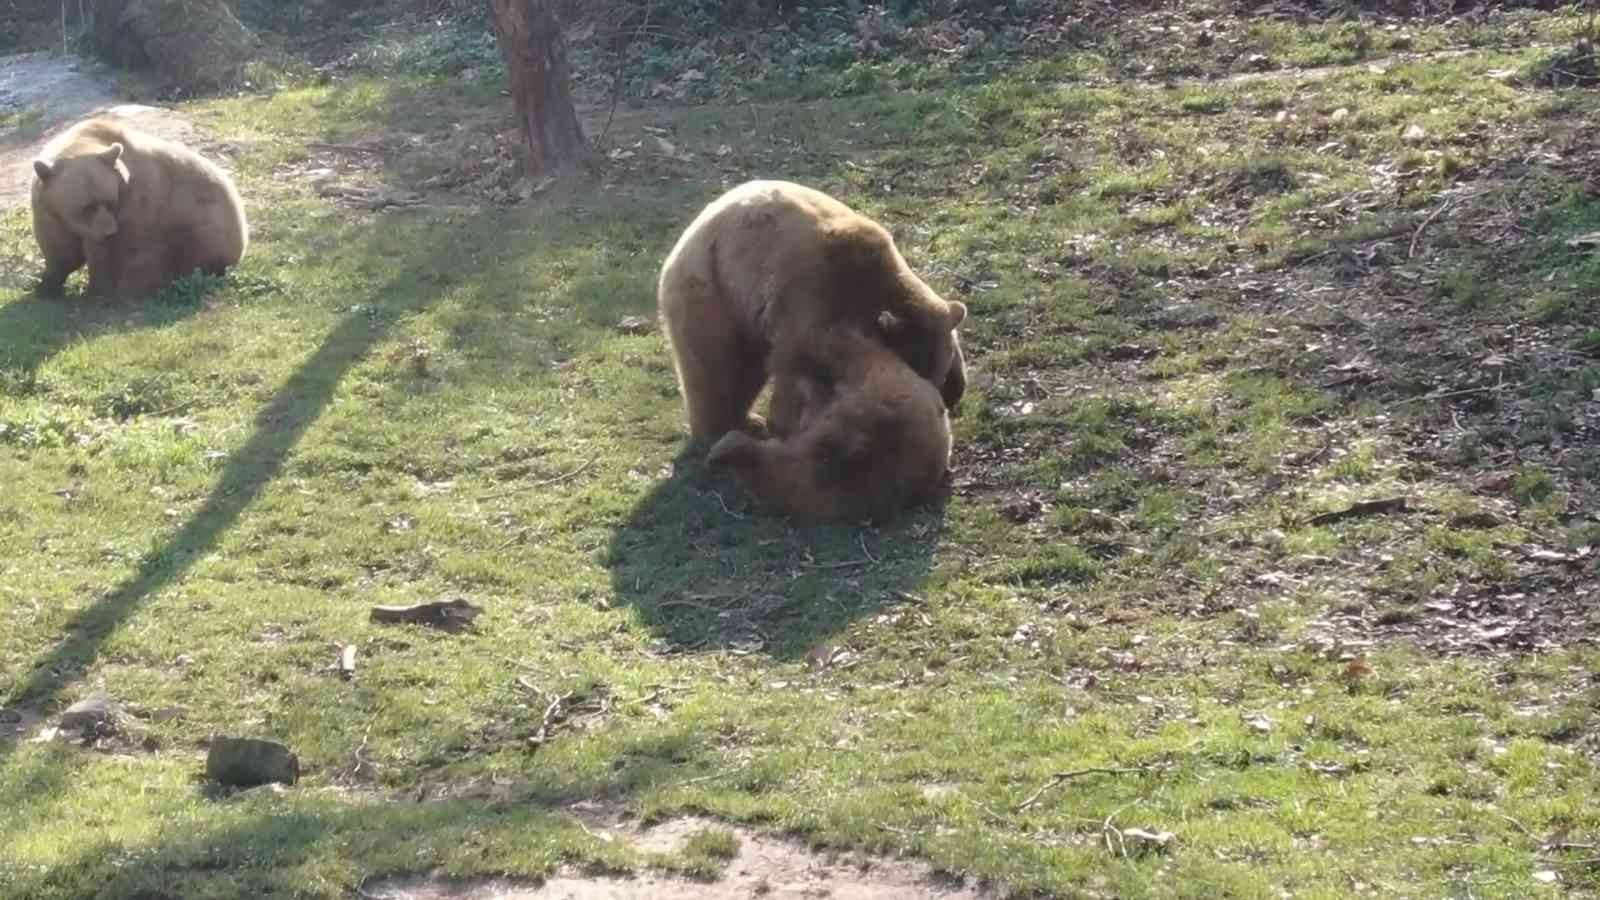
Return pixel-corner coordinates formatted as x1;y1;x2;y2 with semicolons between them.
4;5;1600;898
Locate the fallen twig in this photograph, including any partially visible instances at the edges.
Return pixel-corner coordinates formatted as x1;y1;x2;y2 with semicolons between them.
1409;197;1457;259
654;599;729;614
306;141;384;154
859;533;881;565
1306;496;1409;527
676;769;731;787
1103;802;1134;858
708;489;748;519
1018;767;1153;811
1499;813;1536;839
477;458;597;501
1391;384;1509;406
805;558;874;570
527;692;571;746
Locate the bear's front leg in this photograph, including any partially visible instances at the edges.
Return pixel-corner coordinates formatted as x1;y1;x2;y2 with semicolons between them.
31;203;85;295
82;240;118;299
111;250;171;301
38;254;83;295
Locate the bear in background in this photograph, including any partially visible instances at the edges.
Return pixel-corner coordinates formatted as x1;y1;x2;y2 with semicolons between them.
708;324;952;525
31;117;248;300
657;179;967;447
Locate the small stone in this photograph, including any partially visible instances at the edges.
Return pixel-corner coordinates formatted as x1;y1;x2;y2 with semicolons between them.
999;495;1042;523
59;691;117;732
206;737;300;788
1330;107;1351;123
616;315;654;335
1402;123;1428;143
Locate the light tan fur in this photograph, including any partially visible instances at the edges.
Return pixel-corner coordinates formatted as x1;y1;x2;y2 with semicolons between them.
708;326;951;525
657;179;967;445
31;117;248;299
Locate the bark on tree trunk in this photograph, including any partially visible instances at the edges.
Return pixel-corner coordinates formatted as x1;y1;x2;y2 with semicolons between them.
487;0;590;178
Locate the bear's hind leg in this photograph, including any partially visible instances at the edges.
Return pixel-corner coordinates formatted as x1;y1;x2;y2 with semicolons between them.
662;289;767;445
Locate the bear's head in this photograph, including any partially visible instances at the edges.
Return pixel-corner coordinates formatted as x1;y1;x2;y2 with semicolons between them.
34;143;127;242
878;299;967;410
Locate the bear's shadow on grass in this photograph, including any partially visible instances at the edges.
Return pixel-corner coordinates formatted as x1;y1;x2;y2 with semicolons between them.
605;447;948;660
0;287;212;382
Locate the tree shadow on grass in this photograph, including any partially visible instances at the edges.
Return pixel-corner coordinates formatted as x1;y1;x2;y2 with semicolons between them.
605;447;949;661
0;722;730;898
0;203;517;766
0;795;600;899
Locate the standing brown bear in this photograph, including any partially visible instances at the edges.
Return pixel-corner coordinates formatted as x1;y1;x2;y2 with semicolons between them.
31;117;248;300
657;180;967;446
708;325;952;524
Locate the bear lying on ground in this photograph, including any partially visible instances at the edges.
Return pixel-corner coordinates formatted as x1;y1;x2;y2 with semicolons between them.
707;325;951;525
658;179;966;446
31;117;248;300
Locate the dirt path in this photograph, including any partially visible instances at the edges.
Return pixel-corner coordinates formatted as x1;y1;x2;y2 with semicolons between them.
0;51;199;204
363;815;991;900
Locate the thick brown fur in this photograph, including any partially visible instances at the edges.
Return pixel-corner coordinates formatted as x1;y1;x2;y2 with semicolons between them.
707;326;951;525
658;179;967;446
31;117;248;300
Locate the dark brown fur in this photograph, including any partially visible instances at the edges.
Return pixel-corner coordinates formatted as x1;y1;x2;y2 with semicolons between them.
31;117;248;300
708;326;951;525
658;180;966;446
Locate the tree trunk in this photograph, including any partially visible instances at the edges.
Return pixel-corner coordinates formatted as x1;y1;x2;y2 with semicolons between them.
487;0;590;178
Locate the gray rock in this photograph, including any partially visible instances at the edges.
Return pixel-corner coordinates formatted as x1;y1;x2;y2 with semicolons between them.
59;691;117;732
206;737;300;787
617;315;654;335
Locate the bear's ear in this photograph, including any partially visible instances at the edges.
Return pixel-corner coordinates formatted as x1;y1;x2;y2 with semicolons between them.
32;159;54;182
945;300;968;330
99;143;124;166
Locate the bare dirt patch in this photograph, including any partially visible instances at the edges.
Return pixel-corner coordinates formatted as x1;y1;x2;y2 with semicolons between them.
0;51;200;203
362;814;990;900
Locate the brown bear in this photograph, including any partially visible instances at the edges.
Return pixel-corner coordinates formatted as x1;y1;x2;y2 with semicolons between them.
31;117;248;300
707;325;951;525
657;179;967;446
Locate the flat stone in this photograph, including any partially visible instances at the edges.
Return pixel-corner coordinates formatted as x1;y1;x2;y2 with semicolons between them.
59;691;117;731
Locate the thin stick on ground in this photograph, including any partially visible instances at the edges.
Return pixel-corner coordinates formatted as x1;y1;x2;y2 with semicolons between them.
1391;383;1509;406
477;458;596;501
709;489;747;519
1410;197;1457;259
1305;496;1409;527
859;533;880;564
1017;767;1153;812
